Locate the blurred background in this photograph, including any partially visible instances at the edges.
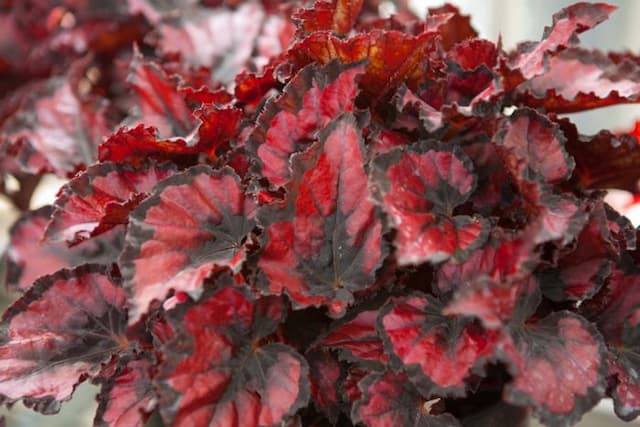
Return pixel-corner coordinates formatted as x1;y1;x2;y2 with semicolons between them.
1;0;640;426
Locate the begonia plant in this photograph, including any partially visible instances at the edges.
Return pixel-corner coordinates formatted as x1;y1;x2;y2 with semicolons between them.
1;1;640;426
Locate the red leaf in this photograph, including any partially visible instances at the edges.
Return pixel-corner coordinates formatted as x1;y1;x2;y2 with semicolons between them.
560;118;640;192
391;84;443;132
121;166;256;323
437;227;539;294
342;366;366;405
94;357;157;427
518;180;589;245
319;308;388;365
537;200;617;302
447;38;497;72
156;284;309;427
257;114;385;316
604;203;637;251
606;308;640;421
514;48;640;113
494;123;589;245
506;2;615;80
580;262;640;421
248;61;364;188
0;265;128;413
2;63;111;176
287;28;439;104
45;162;177;245
443;63;495;107
581;266;640;353
352;370;461;427
495;108;574;184
379;293;498;397
293;0;364;36
462;141;515;213
427;4;477;50
444;276;537;329
99;105;242;167
500;311;607;427
371;142;488;265
368;128;412;157
306;349;342;424
150;2;293;83
234;62;280;106
3;206;124;291
125;52;193;138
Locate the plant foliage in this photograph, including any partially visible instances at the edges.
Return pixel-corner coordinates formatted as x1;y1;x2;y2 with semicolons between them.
1;1;640;426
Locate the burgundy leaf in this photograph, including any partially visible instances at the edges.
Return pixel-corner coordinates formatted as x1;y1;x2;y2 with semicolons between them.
150;2;293;83
444;277;537;329
506;2;616;79
0;265;128;414
94;357;157;427
342;367;366;406
606;308;640;421
501;311;607;427
126;51;191;137
319;308;388;365
99;105;241;166
4;206;124;291
447;39;497;72
427;4;477;50
495;108;574;184
371;142;488;265
287;28;439;104
520;180;589;245
498;157;588;246
561;118;640;193
293;0;364;36
514;48;640;113
307;349;342;424
443;63;495;107
248;61;364;188
582;265;640;344
234;62;281;107
437;227;539;294
392;84;443;132
0;2;146;99
352;370;461;427
537;200;617;302
462;141;515;214
121;165;256;323
378;293;498;397
605;203;637;251
368;128;412;157
580;261;640;421
257;114;385;316
2;65;111;176
45;162;177;245
156;283;309;427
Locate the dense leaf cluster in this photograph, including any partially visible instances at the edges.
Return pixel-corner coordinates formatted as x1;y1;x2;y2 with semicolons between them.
2;1;640;426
